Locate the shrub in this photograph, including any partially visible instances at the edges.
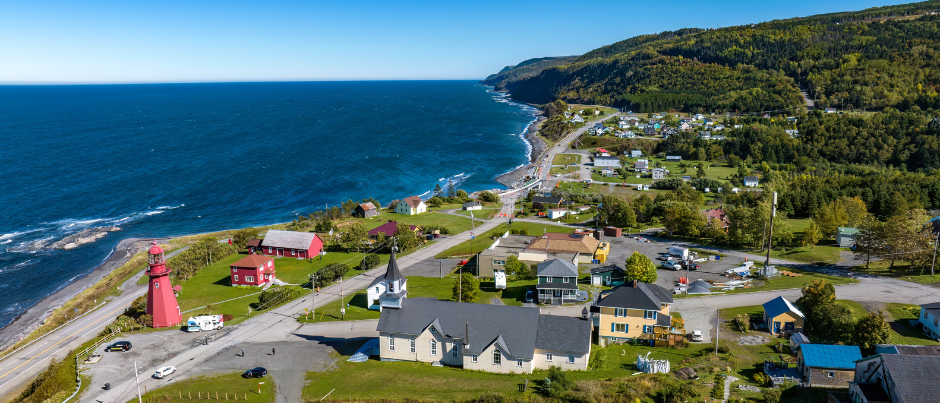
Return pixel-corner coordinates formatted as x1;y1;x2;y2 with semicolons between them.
359;254;381;271
711;376;724;399
221;314;234;322
762;387;782;403
734;314;751;333
478;191;500;203
717;346;729;354
510;228;529;235
542;366;572;398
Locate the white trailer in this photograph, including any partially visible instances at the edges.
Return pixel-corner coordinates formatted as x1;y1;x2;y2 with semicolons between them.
668;246;689;260
494;270;507;290
186;315;224;332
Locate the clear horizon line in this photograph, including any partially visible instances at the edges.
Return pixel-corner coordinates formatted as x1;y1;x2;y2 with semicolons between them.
0;78;488;85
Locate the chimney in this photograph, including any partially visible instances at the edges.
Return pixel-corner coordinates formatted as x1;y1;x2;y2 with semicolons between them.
463;322;469;350
581;307;589;320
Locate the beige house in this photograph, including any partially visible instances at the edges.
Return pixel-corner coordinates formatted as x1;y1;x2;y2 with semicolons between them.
476;234;578;278
593;281;674;346
521;232;600;264
376;298;592;374
395;196;427;215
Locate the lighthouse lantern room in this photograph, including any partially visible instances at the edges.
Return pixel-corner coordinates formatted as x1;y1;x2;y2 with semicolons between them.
146;241;182;328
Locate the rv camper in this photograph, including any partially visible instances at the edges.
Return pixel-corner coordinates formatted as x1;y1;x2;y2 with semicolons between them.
186;315;224;332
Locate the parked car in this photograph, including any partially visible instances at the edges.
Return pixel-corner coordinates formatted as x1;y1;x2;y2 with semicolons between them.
656;254;673;261
107;341;132;352
243;367;267;378
691;330;703;342
681;262;700;271
660;261;681;271
525;290;534;303
153;366;176;379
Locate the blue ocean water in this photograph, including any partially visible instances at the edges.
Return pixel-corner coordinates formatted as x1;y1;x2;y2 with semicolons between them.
0;81;536;330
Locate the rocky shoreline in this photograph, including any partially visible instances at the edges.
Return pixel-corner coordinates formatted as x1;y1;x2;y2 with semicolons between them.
0;238;154;352
494;116;546;188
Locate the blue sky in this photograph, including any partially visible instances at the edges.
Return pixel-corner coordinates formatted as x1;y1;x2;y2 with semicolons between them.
0;0;912;83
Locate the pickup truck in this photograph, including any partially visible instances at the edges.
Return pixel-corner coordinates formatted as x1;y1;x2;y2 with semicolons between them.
681;261;701;271
660;261;681;271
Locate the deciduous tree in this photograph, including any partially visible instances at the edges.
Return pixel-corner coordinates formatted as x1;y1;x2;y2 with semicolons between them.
624;251;657;284
854;311;891;353
339;222;368;252
452;272;478;302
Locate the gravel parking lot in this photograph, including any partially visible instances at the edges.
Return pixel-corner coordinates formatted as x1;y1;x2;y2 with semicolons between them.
597;234;750;293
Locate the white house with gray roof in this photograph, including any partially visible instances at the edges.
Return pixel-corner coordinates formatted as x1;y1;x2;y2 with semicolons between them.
376;298;592;373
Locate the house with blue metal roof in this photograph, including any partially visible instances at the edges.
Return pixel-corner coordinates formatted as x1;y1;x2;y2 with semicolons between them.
762;296;805;335
796;344;862;387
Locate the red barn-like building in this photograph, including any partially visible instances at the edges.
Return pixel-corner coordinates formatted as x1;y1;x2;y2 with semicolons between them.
368;221;419;241
258;230;323;259
230;254;276;287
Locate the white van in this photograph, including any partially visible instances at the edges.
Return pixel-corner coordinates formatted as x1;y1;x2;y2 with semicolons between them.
186;315;224;332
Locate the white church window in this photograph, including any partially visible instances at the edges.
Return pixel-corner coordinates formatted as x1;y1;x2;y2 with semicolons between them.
431;340;437;356
389;336;395;351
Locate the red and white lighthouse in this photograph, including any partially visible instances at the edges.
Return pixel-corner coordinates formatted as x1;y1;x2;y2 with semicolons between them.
146;241;181;328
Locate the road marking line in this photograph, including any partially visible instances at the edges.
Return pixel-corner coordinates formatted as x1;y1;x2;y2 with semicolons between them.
0;302;131;382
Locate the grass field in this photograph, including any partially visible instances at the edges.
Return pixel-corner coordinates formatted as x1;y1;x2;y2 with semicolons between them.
552;154;581;165
129;372;275;403
550;165;578;176
349;212;475;235
852;260;940;285
452;207;502;220
561;212;596;224
302;335;786;402
766;243;843;264
885;303;940;345
435;222;575;258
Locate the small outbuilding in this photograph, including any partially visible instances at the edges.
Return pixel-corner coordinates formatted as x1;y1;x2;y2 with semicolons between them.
547;208;567;220
837;227;859;248
762;296;805;335
462;201;482;211
590;264;624;286
355;202;380;218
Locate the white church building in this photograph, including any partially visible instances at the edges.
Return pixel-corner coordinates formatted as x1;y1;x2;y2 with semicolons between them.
367;250;408;311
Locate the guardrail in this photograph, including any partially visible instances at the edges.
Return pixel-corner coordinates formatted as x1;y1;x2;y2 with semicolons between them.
0;300;108;364
63;331;121;402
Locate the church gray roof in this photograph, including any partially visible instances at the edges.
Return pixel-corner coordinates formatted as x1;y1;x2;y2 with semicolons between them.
384;251;404;282
376;298;590;359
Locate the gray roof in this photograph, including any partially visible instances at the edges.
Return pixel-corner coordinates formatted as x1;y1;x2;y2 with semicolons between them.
590;264;623;275
687;279;712;294
534;314;592;355
595;282;673;311
876;344;940;356
260;230;320;250
378;298;588;360
920;302;940;316
594;156;619;161
656;314;672;327
463;201;482;207
744;176;759;182
384;251;404;282
532;196;562;205
537;259;578;277
882;354;940;403
536;282;578;290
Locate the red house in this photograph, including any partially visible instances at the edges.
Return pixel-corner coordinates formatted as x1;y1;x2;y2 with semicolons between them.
230;254;276;287
258;230;323;259
368;221;419;241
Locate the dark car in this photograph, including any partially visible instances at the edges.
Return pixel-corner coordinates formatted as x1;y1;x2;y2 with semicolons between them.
525;290;534;303
682;262;700;271
107;341;132;352
243;367;267;378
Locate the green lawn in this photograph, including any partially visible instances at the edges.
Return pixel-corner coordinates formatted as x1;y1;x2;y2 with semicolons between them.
130;372;275;403
550;165;578;175
298;276;539;323
435;222;575;258
766;244;843;264
852;260;940;285
552;154;581;165
885;303;940;345
304;338;774;402
452;207;503;220
561;212;597;224
349;212;475;234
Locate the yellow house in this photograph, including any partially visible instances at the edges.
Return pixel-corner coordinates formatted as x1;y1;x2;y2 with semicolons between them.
594;241;610;264
762;296;805;335
593;280;674;346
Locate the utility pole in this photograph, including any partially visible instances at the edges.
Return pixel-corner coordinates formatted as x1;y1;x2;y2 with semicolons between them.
134;360;143;403
340;275;345;320
715;309;719;356
932;231;939;276
764;192;778;273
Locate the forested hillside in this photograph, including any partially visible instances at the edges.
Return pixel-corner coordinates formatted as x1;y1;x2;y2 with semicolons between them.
481;56;578;91
497;0;940;114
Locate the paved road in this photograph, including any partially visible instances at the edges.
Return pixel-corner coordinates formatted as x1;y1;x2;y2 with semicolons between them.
539;112;619;185
86;194;518;403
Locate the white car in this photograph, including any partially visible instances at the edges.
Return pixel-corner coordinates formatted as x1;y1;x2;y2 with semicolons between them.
691;330;703;342
660;261;681;271
153;366;176;379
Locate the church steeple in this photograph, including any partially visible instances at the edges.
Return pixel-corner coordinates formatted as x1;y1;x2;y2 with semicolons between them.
384;248;404;282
